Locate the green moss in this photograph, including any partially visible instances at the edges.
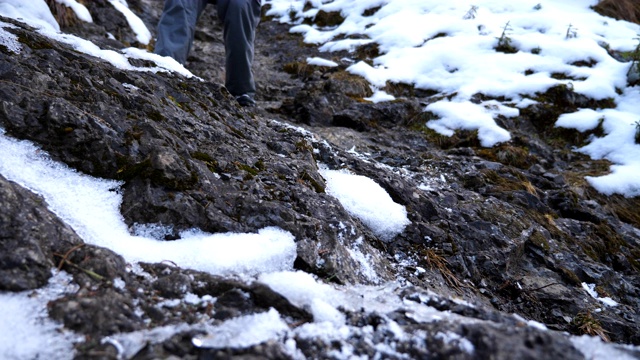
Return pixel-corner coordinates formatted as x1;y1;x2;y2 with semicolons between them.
295;140;313;153
254;159;266;171
558;267;582;286
527;229;550;252
147;110;165;122
192;151;219;172
124;126;143;146
115;156;152;181
235;162;260;178
115;155;197;190
300;170;326;193
580;243;599;262
192;151;214;162
167;95;183;109
573;223;628;264
476;144;536;169
225;124;247;139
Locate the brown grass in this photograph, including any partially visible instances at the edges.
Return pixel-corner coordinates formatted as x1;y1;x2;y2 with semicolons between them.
593;0;640;24
422;248;467;291
45;0;82;28
573;311;611;342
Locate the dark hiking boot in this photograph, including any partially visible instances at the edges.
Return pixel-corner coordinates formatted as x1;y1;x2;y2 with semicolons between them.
235;94;256;107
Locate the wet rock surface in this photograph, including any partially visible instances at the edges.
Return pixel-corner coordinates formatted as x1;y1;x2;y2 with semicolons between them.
1;1;640;359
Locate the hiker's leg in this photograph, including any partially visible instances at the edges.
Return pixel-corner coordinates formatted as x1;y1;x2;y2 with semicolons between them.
155;0;209;64
216;0;261;97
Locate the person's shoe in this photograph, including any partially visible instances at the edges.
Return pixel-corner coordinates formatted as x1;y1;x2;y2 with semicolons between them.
235;94;256;107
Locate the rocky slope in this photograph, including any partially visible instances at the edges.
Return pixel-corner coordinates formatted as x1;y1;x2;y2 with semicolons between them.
1;0;640;358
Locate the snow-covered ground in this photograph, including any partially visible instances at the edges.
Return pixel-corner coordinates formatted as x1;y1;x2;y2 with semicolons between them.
266;0;640;197
1;0;640;358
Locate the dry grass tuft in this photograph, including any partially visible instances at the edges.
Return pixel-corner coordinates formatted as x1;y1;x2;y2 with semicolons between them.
593;0;640;24
573;310;611;342
422;248;467;291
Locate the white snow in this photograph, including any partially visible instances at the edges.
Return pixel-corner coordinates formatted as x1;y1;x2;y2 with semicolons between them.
1;1;640;359
0;19;20;53
0;130;298;277
319;165;411;241
582;282;619;307
571;335;640;360
55;0;92;23
346;237;380;283
0;0;60;32
307;56;339;67
191;308;289;349
426;100;512;147
0;0;176;75
266;0;640;197
0;271;80;360
106;0;151;44
259;271;346;326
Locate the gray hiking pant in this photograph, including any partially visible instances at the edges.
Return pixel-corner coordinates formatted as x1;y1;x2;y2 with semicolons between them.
154;0;261;97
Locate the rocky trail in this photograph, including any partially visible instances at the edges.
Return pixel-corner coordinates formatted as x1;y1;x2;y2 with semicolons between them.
1;0;640;359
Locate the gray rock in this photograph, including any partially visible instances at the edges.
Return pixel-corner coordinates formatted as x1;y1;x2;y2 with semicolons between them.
1;3;640;359
0;174;83;290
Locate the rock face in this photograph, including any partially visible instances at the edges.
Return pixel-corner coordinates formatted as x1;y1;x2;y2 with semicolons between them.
0;174;82;291
0;1;640;359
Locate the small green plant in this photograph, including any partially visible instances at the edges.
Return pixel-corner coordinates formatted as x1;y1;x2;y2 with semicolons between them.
463;5;478;20
566;23;578;39
496;21;517;53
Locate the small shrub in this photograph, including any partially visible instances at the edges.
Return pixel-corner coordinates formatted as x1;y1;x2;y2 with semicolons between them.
463;5;478;20
565;24;578;39
495;21;518;53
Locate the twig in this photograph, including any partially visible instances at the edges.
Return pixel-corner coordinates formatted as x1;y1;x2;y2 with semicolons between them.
54;244;106;282
55;243;85;271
